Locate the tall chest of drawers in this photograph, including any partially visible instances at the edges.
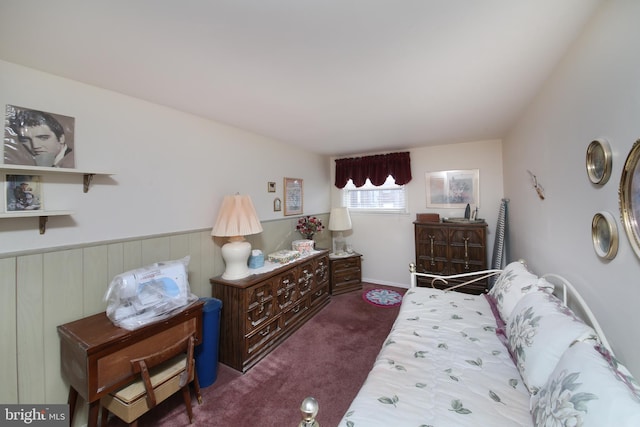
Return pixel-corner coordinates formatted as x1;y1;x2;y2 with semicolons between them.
210;250;330;372
414;220;488;294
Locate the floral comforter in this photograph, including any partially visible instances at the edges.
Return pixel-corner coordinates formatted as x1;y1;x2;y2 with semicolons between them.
339;287;532;427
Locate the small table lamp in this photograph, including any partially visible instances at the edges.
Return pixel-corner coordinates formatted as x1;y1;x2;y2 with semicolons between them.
328;207;352;255
212;194;263;280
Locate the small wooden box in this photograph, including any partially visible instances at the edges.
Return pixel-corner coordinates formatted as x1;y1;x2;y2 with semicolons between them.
416;213;440;222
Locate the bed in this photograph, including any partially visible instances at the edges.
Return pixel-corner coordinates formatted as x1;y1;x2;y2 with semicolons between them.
338;261;640;427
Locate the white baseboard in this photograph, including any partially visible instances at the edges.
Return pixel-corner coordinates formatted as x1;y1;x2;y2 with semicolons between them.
362;277;409;289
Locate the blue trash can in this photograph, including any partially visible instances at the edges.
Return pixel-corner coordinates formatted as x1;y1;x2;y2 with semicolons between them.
195;297;222;388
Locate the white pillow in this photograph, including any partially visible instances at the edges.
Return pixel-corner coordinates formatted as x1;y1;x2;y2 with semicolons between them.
489;261;554;323
506;291;597;394
531;341;640;427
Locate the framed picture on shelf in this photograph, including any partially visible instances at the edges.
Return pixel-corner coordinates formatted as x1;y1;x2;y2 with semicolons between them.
283;177;303;216
6;174;43;212
425;169;479;208
3;104;76;168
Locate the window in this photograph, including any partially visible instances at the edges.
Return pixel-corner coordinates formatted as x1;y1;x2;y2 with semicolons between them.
342;175;407;213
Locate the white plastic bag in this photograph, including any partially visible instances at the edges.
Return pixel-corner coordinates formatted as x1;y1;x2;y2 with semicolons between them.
104;256;198;330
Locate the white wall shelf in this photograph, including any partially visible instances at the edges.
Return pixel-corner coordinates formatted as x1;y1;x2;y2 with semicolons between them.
0;164;113;193
1;165;113;233
0;210;74;234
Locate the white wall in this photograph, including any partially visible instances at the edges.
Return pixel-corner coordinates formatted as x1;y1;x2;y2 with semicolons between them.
330;139;504;287
503;0;640;376
0;60;331;255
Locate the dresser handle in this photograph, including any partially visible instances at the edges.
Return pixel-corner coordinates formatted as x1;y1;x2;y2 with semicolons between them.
315;290;323;296
463;237;470;270
293;306;300;313
260;326;271;336
428;235;436;266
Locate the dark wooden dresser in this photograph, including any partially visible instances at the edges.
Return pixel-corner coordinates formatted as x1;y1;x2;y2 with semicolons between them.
210;249;330;372
414;220;488;294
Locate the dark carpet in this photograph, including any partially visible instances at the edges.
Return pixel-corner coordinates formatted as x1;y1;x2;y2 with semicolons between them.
104;283;403;427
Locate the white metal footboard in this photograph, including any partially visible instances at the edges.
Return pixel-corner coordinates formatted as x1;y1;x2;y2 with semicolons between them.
408;263;503;292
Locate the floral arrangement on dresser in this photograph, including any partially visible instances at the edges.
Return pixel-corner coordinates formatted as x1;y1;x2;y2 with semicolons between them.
296;216;324;239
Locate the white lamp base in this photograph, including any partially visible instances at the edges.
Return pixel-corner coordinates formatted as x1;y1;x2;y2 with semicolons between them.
221;237;252;280
332;231;347;256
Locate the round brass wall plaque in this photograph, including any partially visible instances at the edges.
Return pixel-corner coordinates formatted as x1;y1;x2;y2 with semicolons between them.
591;211;618;260
586;138;612;185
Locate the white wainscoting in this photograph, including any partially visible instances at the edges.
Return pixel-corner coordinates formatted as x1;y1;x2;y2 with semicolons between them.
0;230;217;426
0;214;330;427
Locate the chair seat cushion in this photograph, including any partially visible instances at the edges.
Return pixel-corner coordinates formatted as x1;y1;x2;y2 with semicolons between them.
101;354;191;423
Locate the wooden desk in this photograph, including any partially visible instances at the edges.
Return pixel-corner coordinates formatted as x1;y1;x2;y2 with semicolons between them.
57;301;204;427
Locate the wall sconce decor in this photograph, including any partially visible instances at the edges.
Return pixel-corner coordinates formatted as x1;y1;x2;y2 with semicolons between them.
527;170;545;200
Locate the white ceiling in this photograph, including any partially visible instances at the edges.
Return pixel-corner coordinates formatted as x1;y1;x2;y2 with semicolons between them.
0;0;601;156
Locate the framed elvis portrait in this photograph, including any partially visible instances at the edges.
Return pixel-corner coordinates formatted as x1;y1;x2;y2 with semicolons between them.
425;169;479;208
4;105;75;168
283;177;303;216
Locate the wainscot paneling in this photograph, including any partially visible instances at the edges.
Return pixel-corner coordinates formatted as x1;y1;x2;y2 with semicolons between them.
0;215;327;427
1;229;217;427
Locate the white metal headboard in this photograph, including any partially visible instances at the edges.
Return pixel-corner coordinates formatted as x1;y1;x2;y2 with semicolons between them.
408;263;611;352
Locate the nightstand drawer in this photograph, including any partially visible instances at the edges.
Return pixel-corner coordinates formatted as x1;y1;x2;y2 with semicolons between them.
333;268;360;285
333;257;360;271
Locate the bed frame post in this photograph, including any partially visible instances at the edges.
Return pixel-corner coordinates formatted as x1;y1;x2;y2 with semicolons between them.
409;263;417;288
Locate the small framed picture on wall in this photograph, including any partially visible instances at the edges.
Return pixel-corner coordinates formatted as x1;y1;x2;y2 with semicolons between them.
283;177;303;215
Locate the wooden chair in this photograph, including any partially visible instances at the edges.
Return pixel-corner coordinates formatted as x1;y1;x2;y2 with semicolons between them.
100;333;202;426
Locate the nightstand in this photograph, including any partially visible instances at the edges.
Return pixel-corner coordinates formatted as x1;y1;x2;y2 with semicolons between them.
329;252;362;295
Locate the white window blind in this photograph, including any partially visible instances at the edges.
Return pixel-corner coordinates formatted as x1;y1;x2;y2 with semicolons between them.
342;175;407;213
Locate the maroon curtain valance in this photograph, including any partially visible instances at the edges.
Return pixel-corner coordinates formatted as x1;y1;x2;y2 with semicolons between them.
334;151;412;188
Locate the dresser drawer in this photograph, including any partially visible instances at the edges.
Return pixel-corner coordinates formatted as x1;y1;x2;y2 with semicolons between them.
245;280;276;333
297;261;315;297
245;317;282;359
282;298;309;329
276;280;298;312
246;296;275;334
310;282;329;306
314;255;330;283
